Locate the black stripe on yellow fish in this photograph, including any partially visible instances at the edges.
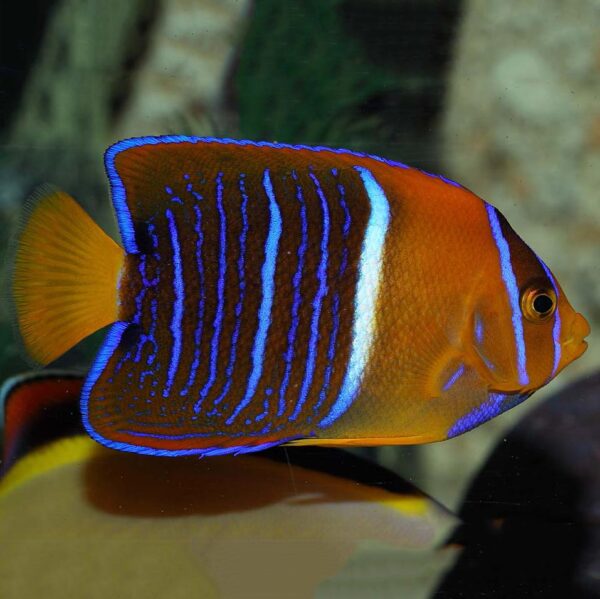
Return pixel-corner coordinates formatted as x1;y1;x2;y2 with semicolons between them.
0;430;457;598
1;371;84;474
0;372;430;503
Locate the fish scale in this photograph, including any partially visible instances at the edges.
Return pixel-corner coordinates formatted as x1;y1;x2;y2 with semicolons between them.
91;155;371;452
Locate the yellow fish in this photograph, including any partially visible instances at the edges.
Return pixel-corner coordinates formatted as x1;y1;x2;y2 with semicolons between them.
0;372;456;598
11;137;590;455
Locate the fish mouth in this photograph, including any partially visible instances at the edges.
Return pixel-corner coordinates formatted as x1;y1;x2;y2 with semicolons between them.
564;339;588;362
563;312;590;362
571;312;591;340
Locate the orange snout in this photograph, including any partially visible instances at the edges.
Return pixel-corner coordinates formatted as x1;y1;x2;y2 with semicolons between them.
562;312;590;364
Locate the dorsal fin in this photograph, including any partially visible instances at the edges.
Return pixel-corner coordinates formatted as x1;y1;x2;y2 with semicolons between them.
103;135;409;256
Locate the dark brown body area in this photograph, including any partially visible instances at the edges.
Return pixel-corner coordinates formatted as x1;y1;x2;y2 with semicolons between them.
87;141;375;454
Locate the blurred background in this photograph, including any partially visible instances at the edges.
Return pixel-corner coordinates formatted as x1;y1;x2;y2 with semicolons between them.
0;0;598;581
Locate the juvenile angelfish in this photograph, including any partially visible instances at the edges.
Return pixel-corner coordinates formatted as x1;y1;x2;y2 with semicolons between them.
12;136;590;456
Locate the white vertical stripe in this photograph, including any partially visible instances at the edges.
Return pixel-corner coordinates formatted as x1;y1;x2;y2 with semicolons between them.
319;166;390;428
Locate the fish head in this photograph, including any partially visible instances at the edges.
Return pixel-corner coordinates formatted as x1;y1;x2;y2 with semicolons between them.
469;207;590;397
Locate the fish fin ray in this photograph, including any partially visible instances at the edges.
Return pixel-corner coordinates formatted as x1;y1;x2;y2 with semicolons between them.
11;186;125;364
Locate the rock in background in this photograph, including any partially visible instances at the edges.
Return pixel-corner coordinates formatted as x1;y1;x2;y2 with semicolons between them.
114;0;249;140
5;0;153;209
422;0;600;508
2;0;250;216
0;0;251;377
436;372;600;596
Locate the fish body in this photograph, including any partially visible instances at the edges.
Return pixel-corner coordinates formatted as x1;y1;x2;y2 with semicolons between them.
11;136;590;456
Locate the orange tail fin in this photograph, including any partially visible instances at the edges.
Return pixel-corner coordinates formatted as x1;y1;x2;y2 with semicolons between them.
11;187;125;365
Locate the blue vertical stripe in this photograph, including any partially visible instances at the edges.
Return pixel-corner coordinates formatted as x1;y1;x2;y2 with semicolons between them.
226;169;282;425
315;295;341;413
319;166;390;428
277;171;308;417
538;258;562;379
485;205;529;387
210;174;250;411
132;256;160;369
181;203;205;396
193;173;227;413
134;222;161;370
314;180;351;415
289;171;330;421
163;209;184;397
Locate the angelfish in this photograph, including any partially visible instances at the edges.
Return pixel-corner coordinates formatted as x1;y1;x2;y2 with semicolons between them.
11;136;590;456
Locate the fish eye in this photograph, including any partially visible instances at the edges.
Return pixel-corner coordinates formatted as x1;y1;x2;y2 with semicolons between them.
521;287;556;322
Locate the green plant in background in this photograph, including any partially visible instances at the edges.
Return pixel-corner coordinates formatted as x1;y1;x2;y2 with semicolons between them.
0;207;29;383
236;0;396;148
0;326;29;385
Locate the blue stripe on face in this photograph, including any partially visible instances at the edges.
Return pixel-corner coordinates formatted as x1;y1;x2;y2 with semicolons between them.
193;173;227;413
289;170;330;422
226;169;282;425
485;205;529;387
447;391;529;438
474;314;484;344
210;174;250;412
180;203;205;397
442;364;465;392
319;166;390;428
277;171;308;417
538;258;562;379
163;209;184;397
